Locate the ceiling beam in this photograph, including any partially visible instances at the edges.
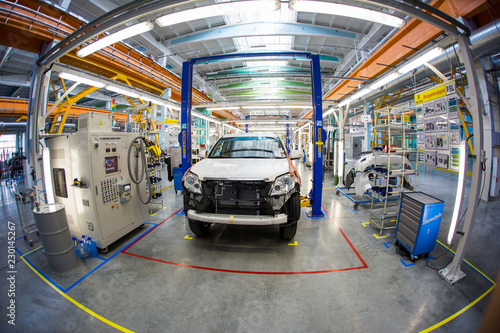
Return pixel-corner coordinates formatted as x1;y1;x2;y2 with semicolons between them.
166;22;358;47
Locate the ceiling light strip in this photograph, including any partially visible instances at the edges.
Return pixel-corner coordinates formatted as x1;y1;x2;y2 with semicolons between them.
76;21;154;58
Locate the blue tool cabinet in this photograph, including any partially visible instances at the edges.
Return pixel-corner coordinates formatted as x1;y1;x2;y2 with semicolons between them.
395;192;444;261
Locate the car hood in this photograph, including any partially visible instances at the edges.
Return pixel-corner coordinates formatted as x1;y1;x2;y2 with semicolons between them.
190;158;290;181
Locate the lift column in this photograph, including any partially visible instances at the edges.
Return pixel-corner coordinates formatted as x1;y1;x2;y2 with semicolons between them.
309;54;325;217
180;61;193;176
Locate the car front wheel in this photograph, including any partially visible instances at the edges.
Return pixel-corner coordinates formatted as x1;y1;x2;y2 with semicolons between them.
279;192;300;240
188;219;211;236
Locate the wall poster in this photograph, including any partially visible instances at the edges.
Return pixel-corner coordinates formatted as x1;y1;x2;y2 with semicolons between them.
436;153;450;169
435;115;448;132
423;101;435;117
425;150;436;166
425;117;436;132
450;146;460;171
448;94;459;119
436;133;449;150
425;134;436;149
434;97;447;115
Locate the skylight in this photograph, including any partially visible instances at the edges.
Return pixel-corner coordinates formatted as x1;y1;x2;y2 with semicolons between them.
219;2;297;67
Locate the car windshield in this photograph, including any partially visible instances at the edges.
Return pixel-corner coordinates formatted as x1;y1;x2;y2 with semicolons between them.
209;136;287;159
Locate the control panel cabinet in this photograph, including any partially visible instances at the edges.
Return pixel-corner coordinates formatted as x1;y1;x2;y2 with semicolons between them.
395;192;444;260
46;127;148;250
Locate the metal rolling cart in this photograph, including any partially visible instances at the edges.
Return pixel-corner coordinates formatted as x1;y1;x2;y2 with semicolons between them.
14;188;39;246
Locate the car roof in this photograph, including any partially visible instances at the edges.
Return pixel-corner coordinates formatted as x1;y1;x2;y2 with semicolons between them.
221;133;281;139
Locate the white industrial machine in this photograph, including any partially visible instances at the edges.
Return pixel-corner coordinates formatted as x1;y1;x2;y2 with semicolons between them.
45;112;150;250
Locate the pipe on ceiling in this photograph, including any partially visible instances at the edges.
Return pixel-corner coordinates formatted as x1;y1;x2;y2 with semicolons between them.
348;18;500;109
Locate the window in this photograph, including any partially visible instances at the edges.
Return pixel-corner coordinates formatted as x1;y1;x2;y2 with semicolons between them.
209;136;286;159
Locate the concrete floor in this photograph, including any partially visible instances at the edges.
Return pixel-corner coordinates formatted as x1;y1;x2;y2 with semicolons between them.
0;160;498;332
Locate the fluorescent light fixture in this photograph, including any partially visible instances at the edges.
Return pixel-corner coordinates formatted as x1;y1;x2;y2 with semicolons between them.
139;95;165;105
42;147;55;204
448;141;467;245
248;127;292;131
398;47;445;74
166;104;181;110
58;72;105;88
294;123;310;132
350;89;371;101
338;97;352;108
156;1;280;27
206;106;240;111
76;21;154;58
289;0;405;28
233;120;298;125
106;85;140;98
368;72;400;91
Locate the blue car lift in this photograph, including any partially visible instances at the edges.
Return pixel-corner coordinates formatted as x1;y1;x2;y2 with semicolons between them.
180;52;324;218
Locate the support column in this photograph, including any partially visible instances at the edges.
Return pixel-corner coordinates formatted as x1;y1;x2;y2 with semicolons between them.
286;115;290;153
439;35;485;285
180;61;193;176
364;101;372;152
475;57;500;201
308;54;325;217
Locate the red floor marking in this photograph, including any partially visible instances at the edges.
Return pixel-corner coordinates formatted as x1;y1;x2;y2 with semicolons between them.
122;208;183;252
122;206;369;274
322;204;368;269
123;251;366;275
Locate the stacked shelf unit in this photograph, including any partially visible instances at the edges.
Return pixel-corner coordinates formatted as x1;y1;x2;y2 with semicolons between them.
369;107;418;234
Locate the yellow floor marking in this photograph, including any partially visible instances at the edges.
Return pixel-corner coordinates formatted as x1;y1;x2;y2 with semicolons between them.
373;234;387;239
161;185;175;192
162;207;166;210
419;240;497;332
288;241;298;246
420;284;495;332
23;246;43;256
184;235;193;240
149;213;157;217
361;222;369;227
20;256;134;333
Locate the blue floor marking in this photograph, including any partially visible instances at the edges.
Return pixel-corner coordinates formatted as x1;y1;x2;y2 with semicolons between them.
96;256;107;261
23;246;43;257
16;236;25;241
401;260;416;267
302;209;329;219
145;222;158;226
175;208;185;215
24;255;66;292
64;225;154;292
383;242;392;249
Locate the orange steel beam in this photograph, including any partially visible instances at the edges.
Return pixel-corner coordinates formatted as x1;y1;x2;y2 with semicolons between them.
0;98;128;122
0;0;237;120
302;0;493;119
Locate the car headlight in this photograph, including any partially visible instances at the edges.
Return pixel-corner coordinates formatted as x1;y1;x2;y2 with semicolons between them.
183;171;202;194
270;173;296;196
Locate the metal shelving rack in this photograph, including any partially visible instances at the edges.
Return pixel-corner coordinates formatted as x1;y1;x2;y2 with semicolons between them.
369;107;418;234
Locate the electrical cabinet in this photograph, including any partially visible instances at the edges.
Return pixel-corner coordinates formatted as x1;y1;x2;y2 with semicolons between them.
395;192;444;260
45;113;149;250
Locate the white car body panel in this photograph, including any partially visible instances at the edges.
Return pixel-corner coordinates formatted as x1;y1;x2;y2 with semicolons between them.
190;157;289;181
354;153;411;173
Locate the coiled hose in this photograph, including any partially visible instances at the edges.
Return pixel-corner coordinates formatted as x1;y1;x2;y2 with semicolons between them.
127;136;152;204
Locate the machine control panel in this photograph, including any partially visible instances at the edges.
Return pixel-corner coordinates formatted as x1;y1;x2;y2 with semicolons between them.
100;178;119;204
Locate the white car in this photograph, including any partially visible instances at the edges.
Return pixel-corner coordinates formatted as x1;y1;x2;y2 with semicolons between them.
183;133;301;240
